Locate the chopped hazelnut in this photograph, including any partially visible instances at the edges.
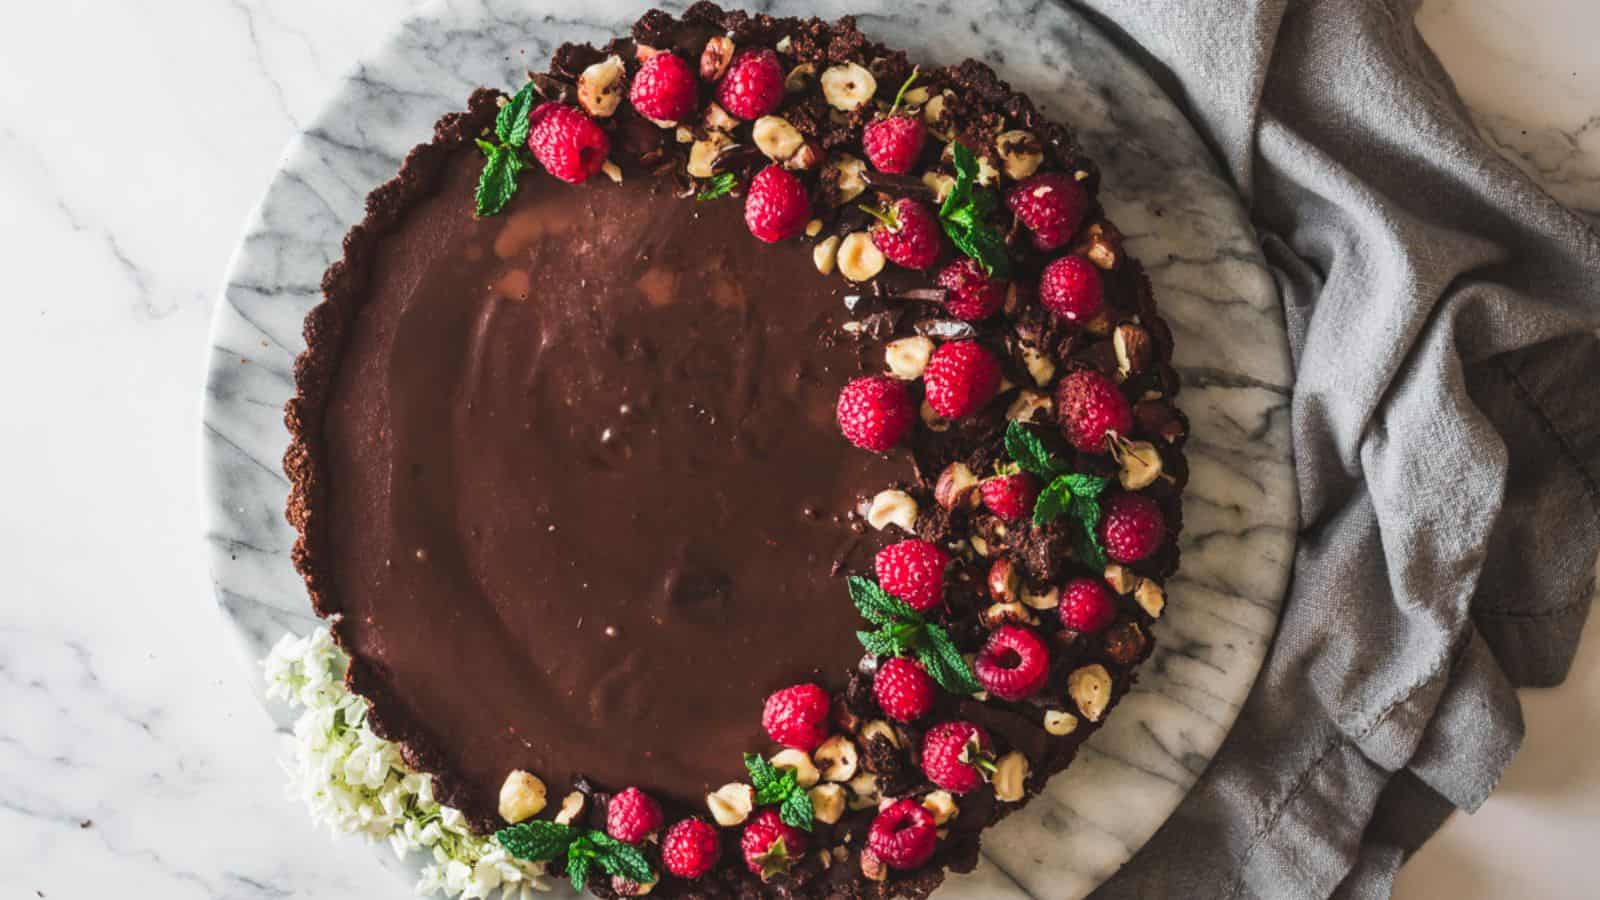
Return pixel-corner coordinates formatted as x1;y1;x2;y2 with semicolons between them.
846;772;882;810
885;336;935;380
980;601;1038;629
866;489;918;533
837;232;886;282
1113;323;1153;380
706;783;755;826
987;558;1019;603
821;62;877;111
770;748;821;788
934;462;981;510
992;751;1030;802
1103;563;1138;594
700;36;735;81
921;790;959;825
814;735;860;783
577;55;626;117
1134;578;1166;618
753;115;806;162
1068;664;1113;722
810;783;847;824
1021;583;1061;611
1006;389;1053;424
1020;343;1057;387
813;235;841;275
497;770;547;824
1043;709;1079;736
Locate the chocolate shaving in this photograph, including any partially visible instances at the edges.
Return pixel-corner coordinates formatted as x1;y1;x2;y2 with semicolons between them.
914;318;978;341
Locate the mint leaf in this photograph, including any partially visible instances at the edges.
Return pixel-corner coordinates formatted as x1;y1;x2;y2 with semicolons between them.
567;846;590;893
1072;495;1107;569
1060;473;1110;499
591;832;655;884
1004;422;1059;478
919;625;982;695
697;172;737;201
847;576;923;626
779;783;815;832
858;627;902;658
475;146;524;217
745;752;781;793
937;143;1010;277
1033;475;1075;525
496;820;577;862
949;141;980;185
476;137;499;156
496;80;539;148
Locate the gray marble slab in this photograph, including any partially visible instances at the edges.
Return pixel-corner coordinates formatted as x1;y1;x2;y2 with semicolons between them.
200;0;1297;896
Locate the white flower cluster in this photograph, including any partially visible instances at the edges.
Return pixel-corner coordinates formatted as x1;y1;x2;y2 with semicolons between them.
264;628;550;899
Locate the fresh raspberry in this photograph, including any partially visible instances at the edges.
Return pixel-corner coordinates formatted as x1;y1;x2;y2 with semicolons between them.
936;258;1006;321
923;340;1002;419
606;787;664;844
1059;577;1118;633
741;810;807;880
1055;369;1133;452
762;683;832;751
867;799;938;869
874;539;951;612
1038;255;1104;323
661;818;722;879
743;165;811;243
873;657;936;722
1006;172;1088;251
862;115;926;174
1099;493;1166;563
716;49;785;120
835;376;915;452
629;52;699;123
979;472;1041;523
920;721;994;794
869;198;943;270
526;102;610;184
974;626;1050;701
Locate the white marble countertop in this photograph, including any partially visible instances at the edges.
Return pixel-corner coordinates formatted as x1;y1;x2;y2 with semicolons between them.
0;1;1593;898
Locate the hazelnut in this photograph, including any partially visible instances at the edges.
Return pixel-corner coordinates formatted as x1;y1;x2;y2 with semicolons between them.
921;399;952;433
786;141;824;171
922;171;956;202
775;35;793;54
901;86;931;108
860;847;889;882
837;232;886;282
810;783;847;824
859;719;901;749
601;160;623;184
970;534;991;557
1104;563;1138;594
707;783;755;826
703;102;740;134
996;129;1043;180
577;55;626;118
992;751;1030;803
1113;323;1153;380
675;126;694;144
1021;583;1061;611
820;62;877;111
612;877;657;896
846;772;882;810
784;62;816;94
700;36;735;81
1020;343;1057;387
554;790;586;825
687;133;733;179
920;790;959;825
1006;389;1053;424
814;235;841;275
814;735;860;782
987;558;1019;603
922;93;952;139
829;154;869;203
770;748;821;788
866;489;918;533
1134;578;1166;618
1104;621;1148;665
934;462;981;510
753;115;806;162
634;44;663;63
885;336;935;380
1068;663;1113;722
1085;223;1120;269
981;601;1039;629
1112;437;1164;491
497;770;548;824
805;219;824;238
1043;709;1079;736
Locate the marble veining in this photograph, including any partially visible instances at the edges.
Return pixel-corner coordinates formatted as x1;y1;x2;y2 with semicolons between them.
200;0;1296;896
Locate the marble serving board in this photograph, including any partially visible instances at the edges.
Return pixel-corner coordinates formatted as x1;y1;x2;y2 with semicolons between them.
200;0;1297;896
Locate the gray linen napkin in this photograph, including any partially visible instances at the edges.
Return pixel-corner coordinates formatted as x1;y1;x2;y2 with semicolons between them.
1062;1;1600;897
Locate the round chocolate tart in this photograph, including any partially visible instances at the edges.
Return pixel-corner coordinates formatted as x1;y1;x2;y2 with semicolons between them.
286;4;1189;897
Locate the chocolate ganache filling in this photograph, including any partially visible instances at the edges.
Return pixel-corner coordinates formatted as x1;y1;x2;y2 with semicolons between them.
319;140;902;813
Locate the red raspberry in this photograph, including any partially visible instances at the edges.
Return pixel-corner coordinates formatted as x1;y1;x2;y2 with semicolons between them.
974;626;1050;701
526;102;610;184
869;198;942;270
716;49;784;120
1099;493;1166;563
923;340;1001;419
1055;369;1132;452
1006;172;1088;251
874;539;951;612
661;818;722;879
1059;577;1118;633
741;810;807;880
867;799;938;869
936;258;1006;321
873;657;935;722
920;721;993;794
862;115;926;174
629;52;698;123
979;472;1040;523
762;683;831;751
1038;255;1104;323
744;165;811;243
606;787;664;844
836;375;915;452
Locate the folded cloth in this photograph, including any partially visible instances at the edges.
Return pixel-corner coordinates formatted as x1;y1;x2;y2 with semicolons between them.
1067;1;1600;897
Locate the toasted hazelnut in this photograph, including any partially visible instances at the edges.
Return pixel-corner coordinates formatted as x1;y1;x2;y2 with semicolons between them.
1006;389;1053;424
846;772;881;810
813;235;841;275
981;601;1038;629
701;102;740;135
837;232;886;283
700;35;735;81
1104;621;1148;665
785;62;816;94
987;558;1019;603
866;489;918;533
821;62;877;111
901;86;931;108
1115;439;1163;490
788;141;824;171
810;783;847;824
805;219;824;238
1043;709;1079;736
814;735;860;782
577;55;626;118
996;129;1043;180
1020;343;1057;387
933;462;981;510
1021;583;1061;611
827;154;869;204
753;115;806;162
1113;323;1153;380
497;770;547;824
675;126;695;144
1134;578;1166;618
1103;563;1138;594
922;171;956;202
1085;223;1120;270
992;751;1030;803
612;877;656;896
1068;663;1113;722
976;155;1000;187
922;93;951;139
771;748;821;788
687;133;733;179
860;847;889;882
921;399;952;433
634;44;663;63
552;790;586;825
970;534;991;557
913;790;957;826
707;783;755;826
601;160;623;184
885;335;935;380
859;719;901;749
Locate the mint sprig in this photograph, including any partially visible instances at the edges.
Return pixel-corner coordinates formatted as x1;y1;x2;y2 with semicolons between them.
475;81;540;217
938;143;1010;277
744;753;815;831
848;576;982;696
496;820;654;892
1004;421;1111;568
696;171;738;201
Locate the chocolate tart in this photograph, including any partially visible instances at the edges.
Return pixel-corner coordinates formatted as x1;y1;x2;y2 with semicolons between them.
285;4;1189;897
